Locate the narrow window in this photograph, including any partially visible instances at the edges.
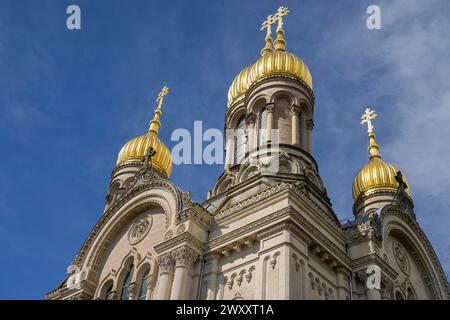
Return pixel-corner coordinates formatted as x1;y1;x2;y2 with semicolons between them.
120;264;135;300
259;108;267;146
234;116;246;164
138;268;151;300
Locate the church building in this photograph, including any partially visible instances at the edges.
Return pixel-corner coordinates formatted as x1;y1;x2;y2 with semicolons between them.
46;7;449;300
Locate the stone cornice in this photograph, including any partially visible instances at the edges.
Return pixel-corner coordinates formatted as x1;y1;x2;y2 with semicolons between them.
154;232;204;255
177;204;212;231
214;182;290;221
351;253;399;281
208;206;351;267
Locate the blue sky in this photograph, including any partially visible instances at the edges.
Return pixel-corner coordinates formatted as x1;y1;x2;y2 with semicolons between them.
0;0;449;299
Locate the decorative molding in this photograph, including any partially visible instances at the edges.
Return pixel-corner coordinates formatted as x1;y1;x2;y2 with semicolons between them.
214;182;290;221
72;179;182;268
127;215;152;245
173;246;199;266
157;252;175;273
392;241;410;275
154;232;204;254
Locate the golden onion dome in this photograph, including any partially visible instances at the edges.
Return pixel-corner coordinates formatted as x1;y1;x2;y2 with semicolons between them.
116;132;172;178
227;18;313;108
116;86;172;178
352;130;409;202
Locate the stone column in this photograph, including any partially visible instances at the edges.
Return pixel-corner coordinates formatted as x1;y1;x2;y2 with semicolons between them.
305;119;314;153
205;253;221;300
290;105;300;146
155;253;175;300
246;113;256;152
224;131;234;168
367;289;381;300
170;246;199;300
356;269;381;300
336;268;350;300
145;276;157;300
265;104;275;144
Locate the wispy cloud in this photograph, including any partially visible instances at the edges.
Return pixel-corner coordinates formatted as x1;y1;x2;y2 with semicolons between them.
316;0;450;275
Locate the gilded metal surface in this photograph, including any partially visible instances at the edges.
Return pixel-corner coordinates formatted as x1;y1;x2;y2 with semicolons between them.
227;50;313;108
352;156;409;201
116;132;172;178
116;86;172;178
352;112;409;201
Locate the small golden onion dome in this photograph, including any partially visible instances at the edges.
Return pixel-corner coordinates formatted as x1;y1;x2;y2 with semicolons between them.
116;132;172;178
116;86;172;178
352;131;409;201
227;50;313;108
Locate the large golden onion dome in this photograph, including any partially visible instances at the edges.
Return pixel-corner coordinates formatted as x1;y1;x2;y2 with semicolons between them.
227;11;313;108
352;109;409;201
227;51;313;108
116;86;172;178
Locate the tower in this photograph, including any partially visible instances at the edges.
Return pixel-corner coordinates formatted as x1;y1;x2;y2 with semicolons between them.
344;108;448;300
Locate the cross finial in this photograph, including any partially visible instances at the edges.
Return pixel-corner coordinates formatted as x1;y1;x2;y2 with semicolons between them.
149;86;170;134
360;107;377;133
275;6;289;31
141;147;156;170
261;15;276;38
156;86;169;109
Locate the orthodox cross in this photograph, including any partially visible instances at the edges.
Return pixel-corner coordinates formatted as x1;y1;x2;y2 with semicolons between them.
393;170;412;215
261;14;276;38
360;107;377;133
156;86;169;109
395;171;408;193
274;6;289;31
141;147;156;170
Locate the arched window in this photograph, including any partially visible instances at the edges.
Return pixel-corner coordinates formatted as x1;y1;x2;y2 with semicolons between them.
234;116;246;164
120;264;135;300
103;281;114;300
259;108;267;146
138;268;151;300
297;112;302;145
395;291;404;300
407;288;416;300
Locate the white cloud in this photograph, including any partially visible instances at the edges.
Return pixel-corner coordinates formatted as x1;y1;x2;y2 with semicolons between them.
318;0;450;275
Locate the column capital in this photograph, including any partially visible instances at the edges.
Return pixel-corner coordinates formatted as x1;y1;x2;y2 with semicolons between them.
128;282;138;300
290;104;301;116
157;252;175;273
204;252;221;262
173;246;199;267
106;290;118;300
246;112;257;125
335;266;351;277
265;103;275;113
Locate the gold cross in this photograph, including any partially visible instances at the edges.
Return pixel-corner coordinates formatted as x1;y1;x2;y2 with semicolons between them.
274;6;289;31
261;15;276;38
360;107;378;133
156;86;169;109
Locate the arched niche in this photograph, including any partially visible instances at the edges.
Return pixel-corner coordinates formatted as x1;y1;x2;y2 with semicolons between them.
78;184;180;287
382;214;444;299
271;91;294;145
